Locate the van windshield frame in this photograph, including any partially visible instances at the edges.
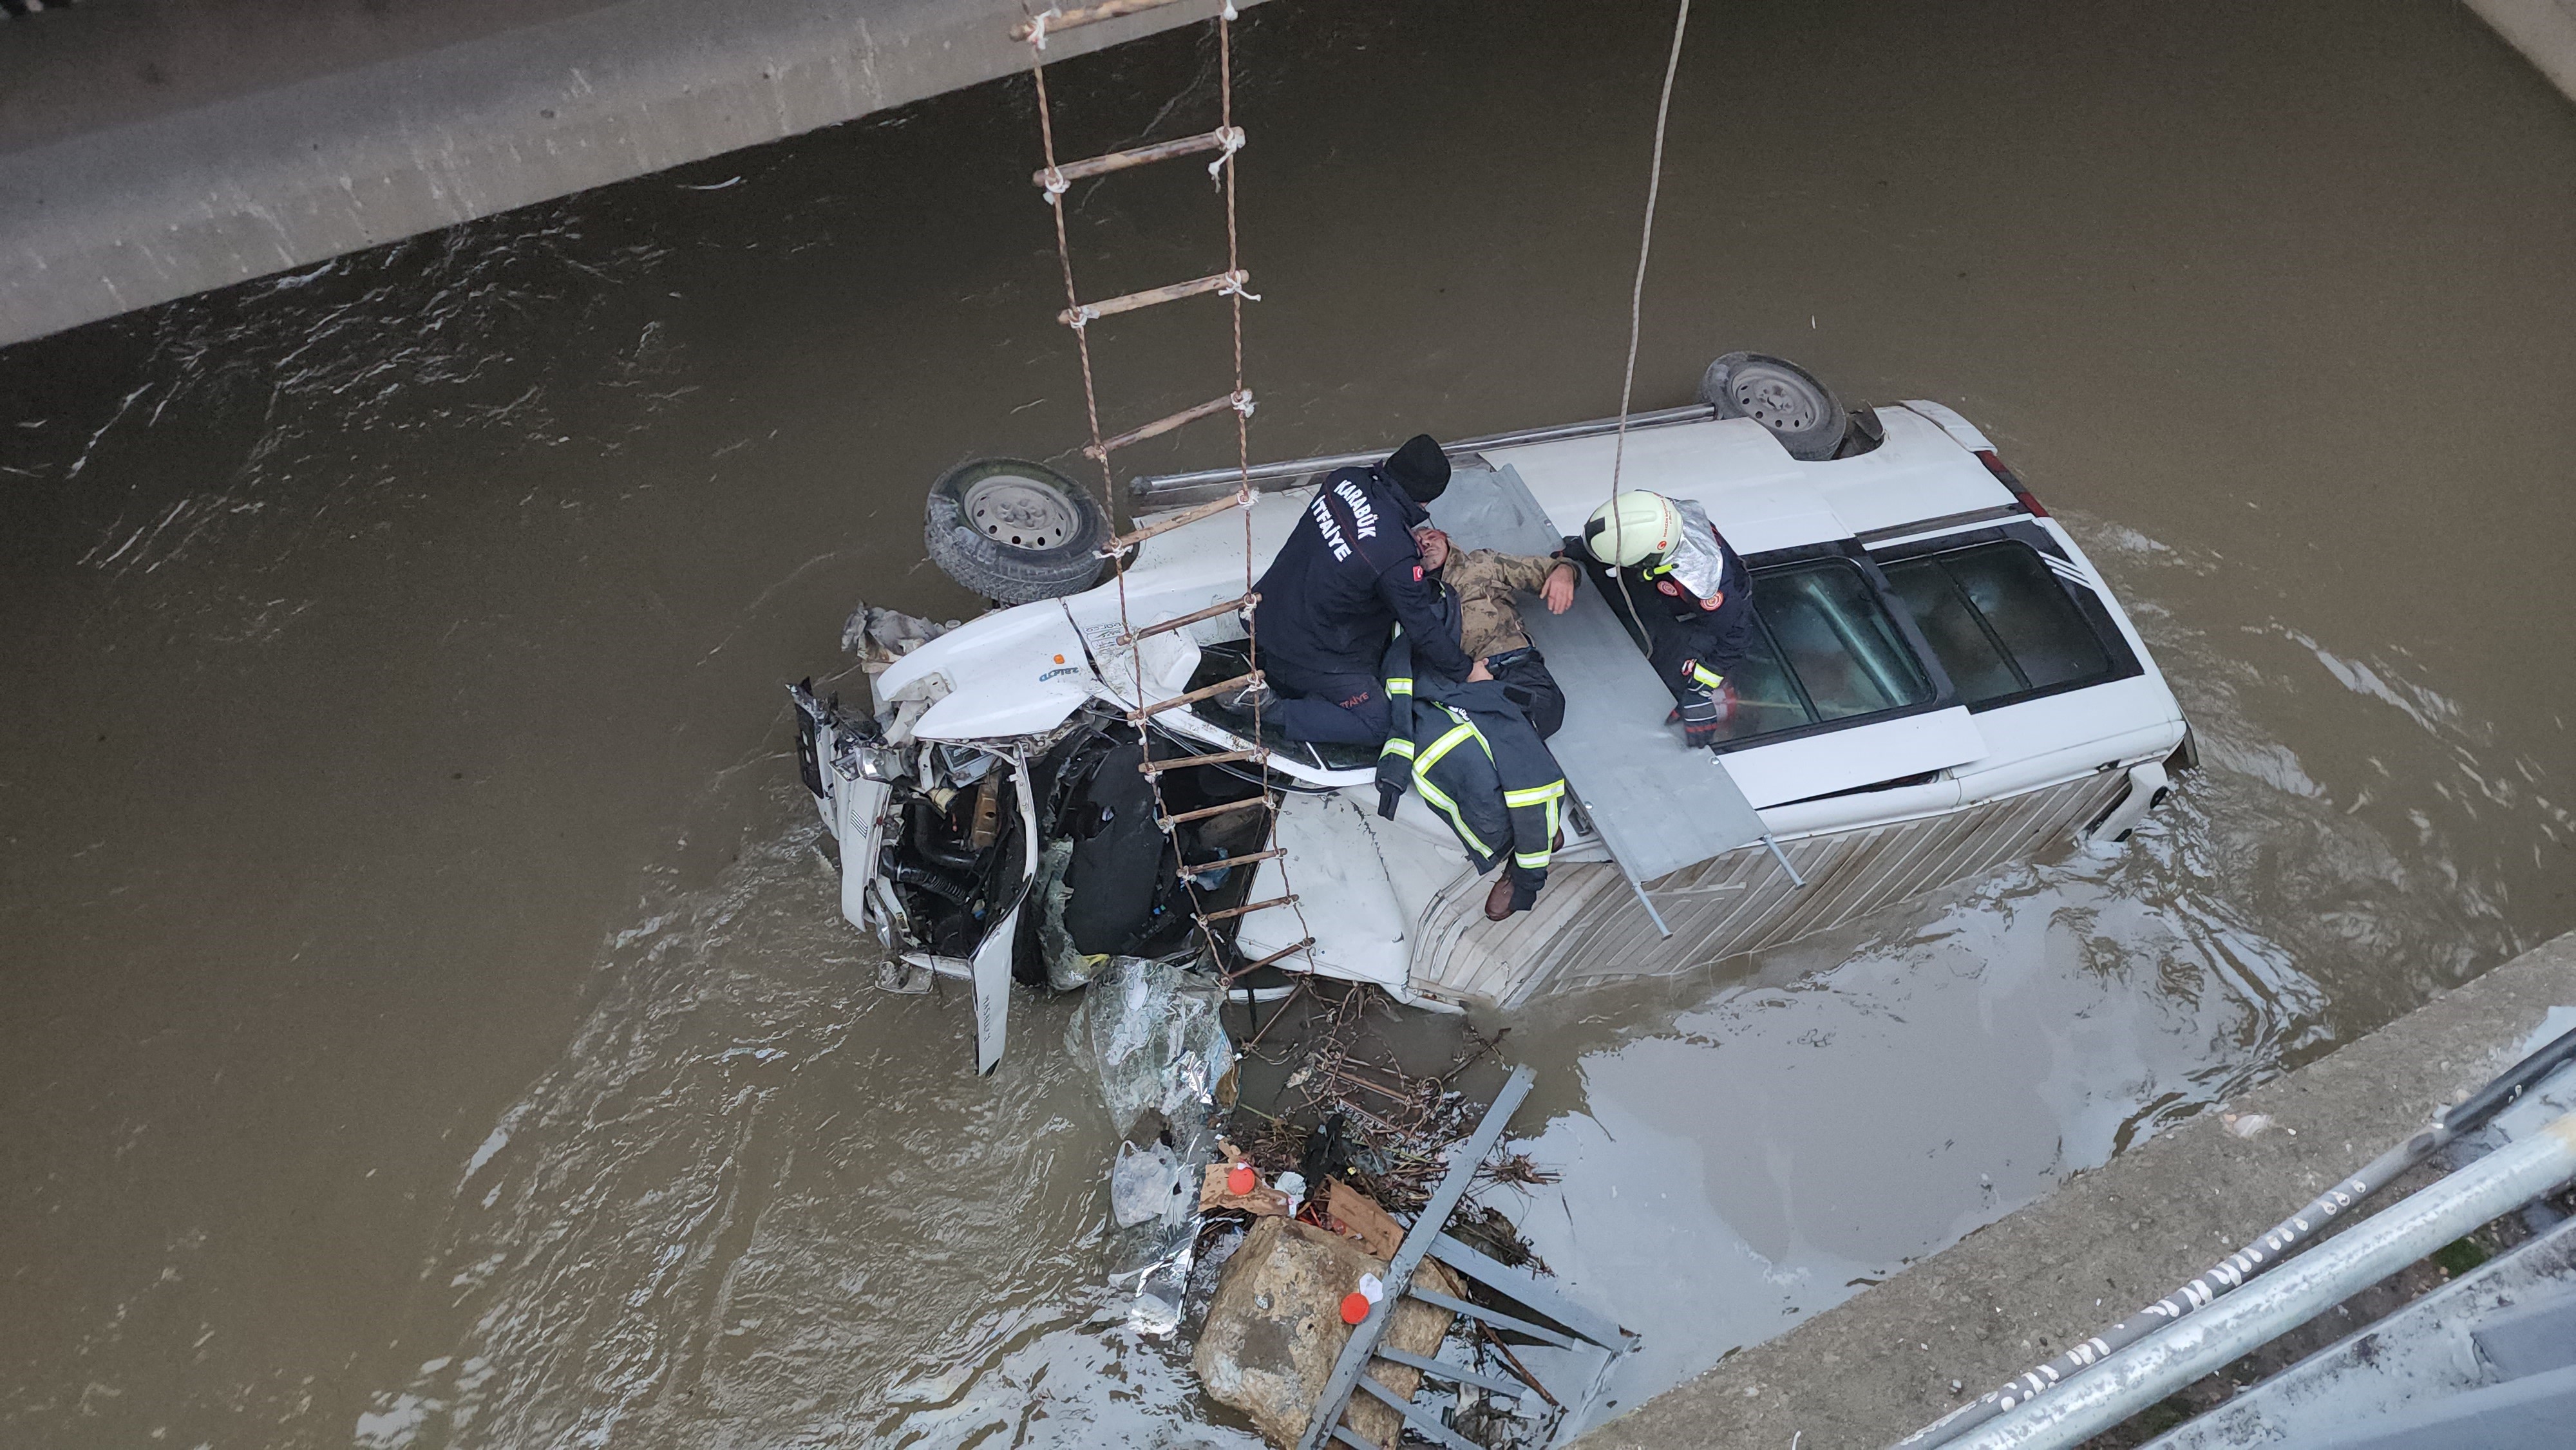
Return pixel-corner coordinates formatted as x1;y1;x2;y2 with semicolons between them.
1700;543;1960;755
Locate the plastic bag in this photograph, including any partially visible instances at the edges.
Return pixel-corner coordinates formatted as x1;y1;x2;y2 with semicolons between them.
1081;956;1236;1140
1109;1140;1189;1229
1077;956;1238;1335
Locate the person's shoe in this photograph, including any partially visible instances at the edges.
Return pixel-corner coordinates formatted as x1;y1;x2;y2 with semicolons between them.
1484;875;1519;921
1218;677;1274;715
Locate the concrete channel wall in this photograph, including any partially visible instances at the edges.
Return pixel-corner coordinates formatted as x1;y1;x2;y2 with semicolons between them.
2466;0;2576;101
1574;931;2576;1450
0;0;1253;349
4;0;2568;350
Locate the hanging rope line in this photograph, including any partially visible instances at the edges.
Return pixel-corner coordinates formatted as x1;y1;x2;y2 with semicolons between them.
1604;0;1694;611
1019;1;1320;986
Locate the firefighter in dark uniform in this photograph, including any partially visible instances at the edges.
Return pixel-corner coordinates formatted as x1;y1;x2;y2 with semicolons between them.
1566;490;1757;749
1242;434;1473;744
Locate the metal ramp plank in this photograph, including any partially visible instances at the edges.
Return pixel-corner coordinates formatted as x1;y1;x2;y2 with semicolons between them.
1427;465;1770;885
1428;1234;1624;1348
1296;1066;1539;1450
1370;1344;1533;1399
1406;1286;1584;1350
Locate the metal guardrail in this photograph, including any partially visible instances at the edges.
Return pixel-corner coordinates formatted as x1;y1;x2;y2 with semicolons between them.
1938;1109;2576;1450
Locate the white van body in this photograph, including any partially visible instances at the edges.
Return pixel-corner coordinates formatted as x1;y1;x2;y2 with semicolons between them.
801;400;2188;1053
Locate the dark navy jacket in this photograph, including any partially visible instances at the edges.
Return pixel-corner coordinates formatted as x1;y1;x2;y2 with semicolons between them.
1251;466;1473;686
1567;524;1758;703
1374;630;1568;902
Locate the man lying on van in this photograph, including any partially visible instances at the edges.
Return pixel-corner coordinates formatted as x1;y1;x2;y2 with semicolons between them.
1565;489;1757;749
1373;528;1578;922
1408;524;1580;739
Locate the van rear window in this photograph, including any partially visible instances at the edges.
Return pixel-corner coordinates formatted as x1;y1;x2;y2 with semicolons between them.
1710;558;1937;745
1883;543;2113;708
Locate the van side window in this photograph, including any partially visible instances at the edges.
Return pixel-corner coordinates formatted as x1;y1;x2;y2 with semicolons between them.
1883;543;2113;708
1711;558;1937;744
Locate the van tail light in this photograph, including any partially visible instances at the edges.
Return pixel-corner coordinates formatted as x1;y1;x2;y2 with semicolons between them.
1975;449;2050;518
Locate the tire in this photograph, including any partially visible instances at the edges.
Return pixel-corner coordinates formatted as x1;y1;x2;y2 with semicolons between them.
922;458;1110;604
1698;352;1849;462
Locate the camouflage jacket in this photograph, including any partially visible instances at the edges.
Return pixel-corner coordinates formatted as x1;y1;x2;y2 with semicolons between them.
1439;549;1567;661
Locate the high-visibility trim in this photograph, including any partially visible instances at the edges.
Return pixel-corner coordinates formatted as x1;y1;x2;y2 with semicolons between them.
1514;849;1552;869
1414;719;1484;777
1386;676;1414;697
1689;663;1725;690
1502;780;1566;808
1413;775;1492;857
1411;717;1496;858
1380;737;1416;759
1432;704;1493;760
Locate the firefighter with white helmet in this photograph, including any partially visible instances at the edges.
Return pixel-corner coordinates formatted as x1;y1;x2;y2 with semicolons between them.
1569;490;1757;748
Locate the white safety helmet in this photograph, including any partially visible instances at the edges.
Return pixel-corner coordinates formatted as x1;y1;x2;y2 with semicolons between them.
1584;491;1682;569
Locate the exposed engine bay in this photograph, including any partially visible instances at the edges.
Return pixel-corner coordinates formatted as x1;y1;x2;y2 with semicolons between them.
792;681;1274;1006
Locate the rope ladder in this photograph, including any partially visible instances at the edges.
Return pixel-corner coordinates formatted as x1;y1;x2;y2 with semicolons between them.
1016;0;1320;986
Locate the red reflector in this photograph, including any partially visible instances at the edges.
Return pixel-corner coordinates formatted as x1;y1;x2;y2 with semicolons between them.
1975;449;2049;517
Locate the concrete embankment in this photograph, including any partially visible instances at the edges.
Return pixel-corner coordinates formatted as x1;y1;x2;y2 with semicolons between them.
0;0;1252;349
1574;931;2576;1450
2467;0;2576;101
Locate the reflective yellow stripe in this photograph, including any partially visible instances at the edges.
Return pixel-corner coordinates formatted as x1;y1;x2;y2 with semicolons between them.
1689;664;1725;690
1514;850;1551;869
1502;780;1566;807
1379;737;1416;758
1441;705;1494;760
1414;719;1482;777
1387;676;1414;697
1413;776;1492;856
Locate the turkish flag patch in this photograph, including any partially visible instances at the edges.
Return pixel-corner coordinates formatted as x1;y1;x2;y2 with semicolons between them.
1412;565;1424;581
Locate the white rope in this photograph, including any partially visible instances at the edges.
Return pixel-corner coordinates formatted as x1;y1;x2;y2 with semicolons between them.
1606;0;1693;574
1207;126;1246;183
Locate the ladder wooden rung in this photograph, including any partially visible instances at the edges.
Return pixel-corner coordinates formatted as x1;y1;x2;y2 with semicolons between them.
1060;270;1247;328
1117;591;1256;646
1142;748;1267;775
1180;847;1284;876
1012;0;1191;41
1197;894;1295;925
1159;795;1269;829
1100;492;1245;554
1035;127;1242;189
1233;936;1316;975
1126;670;1258;724
1087;391;1247;458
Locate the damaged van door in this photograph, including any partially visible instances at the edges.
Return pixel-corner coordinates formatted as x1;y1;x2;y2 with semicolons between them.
791;681;1036;1073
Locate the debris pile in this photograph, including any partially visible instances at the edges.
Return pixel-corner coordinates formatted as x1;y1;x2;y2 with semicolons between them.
1094;978;1615;1448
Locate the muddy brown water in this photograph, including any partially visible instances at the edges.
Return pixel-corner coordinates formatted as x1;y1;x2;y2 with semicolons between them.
3;1;2571;1444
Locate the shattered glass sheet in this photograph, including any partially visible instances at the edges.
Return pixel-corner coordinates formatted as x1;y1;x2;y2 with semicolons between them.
1072;956;1238;1335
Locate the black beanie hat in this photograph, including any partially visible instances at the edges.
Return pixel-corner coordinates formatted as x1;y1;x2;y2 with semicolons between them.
1383;433;1452;503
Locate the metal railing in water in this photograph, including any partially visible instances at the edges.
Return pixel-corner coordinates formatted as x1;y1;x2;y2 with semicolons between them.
1129;402;1719;505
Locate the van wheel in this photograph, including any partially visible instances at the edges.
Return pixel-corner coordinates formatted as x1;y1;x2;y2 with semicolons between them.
1700;352;1849;462
923;458;1110;604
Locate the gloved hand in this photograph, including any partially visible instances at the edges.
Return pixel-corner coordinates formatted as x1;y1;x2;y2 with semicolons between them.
1672;683;1738;748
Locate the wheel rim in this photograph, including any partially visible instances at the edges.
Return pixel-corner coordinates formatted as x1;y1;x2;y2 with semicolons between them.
1727;364;1829;434
961;473;1081;551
